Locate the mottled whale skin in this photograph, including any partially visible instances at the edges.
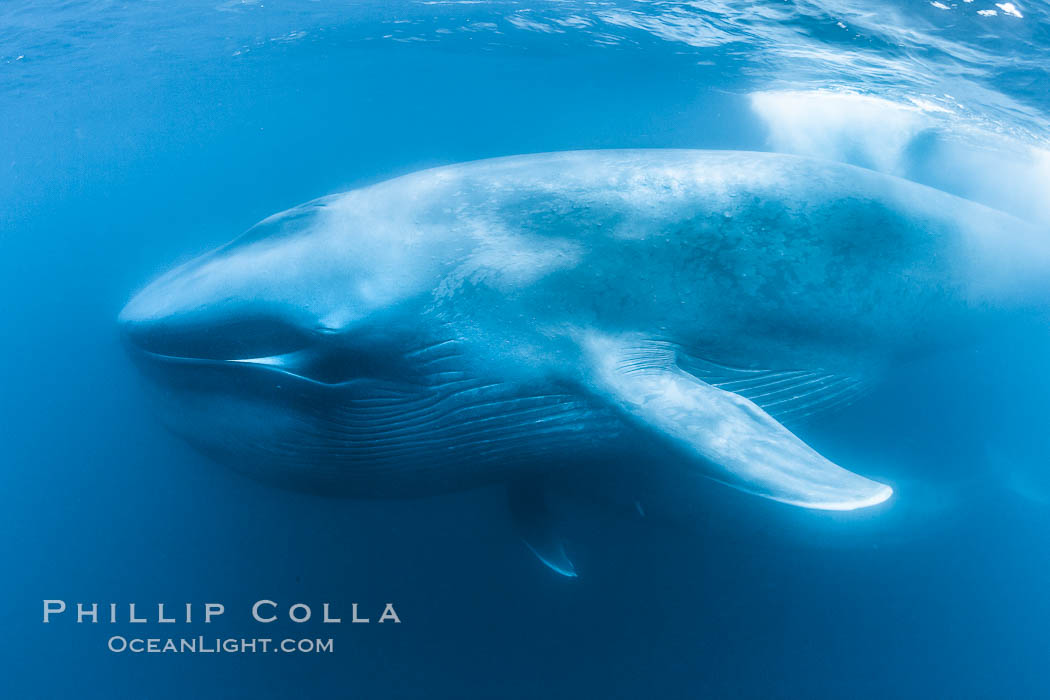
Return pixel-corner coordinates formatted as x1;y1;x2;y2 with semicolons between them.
120;150;1049;563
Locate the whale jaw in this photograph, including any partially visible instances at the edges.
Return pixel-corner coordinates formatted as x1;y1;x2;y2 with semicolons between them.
121;315;628;497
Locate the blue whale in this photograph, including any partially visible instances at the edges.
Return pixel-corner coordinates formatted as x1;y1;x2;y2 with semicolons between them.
120;150;1050;575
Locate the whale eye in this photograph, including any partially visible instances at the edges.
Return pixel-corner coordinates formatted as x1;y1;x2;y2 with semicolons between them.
124;313;315;362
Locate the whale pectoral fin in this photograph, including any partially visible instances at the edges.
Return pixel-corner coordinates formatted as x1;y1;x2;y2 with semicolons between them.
581;337;892;511
507;479;577;578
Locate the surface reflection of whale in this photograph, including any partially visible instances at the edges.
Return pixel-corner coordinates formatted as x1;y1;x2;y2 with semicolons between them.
119;150;1050;576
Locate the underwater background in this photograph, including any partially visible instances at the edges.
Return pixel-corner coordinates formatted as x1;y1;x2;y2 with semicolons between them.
4;1;1050;697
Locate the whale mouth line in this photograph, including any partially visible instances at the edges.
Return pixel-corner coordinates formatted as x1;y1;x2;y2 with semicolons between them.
118;316;367;386
125;345;363;387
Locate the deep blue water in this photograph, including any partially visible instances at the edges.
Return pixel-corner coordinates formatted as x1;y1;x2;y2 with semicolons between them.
4;1;1050;698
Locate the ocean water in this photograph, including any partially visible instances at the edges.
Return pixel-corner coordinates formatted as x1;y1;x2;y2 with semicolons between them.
4;1;1050;698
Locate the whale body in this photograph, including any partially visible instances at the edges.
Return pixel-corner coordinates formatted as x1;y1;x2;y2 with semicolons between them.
120;150;1050;575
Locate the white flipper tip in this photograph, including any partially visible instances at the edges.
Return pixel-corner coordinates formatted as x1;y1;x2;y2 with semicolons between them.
846;482;894;510
778;482;894;511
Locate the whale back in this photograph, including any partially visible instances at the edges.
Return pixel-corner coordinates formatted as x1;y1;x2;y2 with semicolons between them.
347;150;1048;375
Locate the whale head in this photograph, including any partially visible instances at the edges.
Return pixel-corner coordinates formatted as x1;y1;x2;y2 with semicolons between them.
123;197;418;365
118;195;485;493
117;182;605;498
